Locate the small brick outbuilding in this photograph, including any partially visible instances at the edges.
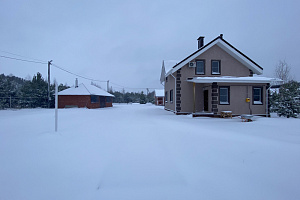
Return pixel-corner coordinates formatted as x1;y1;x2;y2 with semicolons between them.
58;83;114;109
154;89;165;106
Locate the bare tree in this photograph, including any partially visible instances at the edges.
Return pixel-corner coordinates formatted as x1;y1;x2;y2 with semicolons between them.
275;60;292;83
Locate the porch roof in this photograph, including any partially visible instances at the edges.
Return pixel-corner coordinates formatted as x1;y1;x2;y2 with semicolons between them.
186;76;283;84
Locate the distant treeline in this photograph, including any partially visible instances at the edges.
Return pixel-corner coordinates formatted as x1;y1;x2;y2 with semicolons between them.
0;73;155;109
111;90;155;104
0;73;69;109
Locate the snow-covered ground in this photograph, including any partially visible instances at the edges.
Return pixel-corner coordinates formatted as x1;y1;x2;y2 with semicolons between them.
0;104;299;200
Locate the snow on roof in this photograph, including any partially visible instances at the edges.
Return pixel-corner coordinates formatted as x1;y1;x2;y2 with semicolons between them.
58;83;114;97
164;60;179;75
186;76;283;84
154;89;164;97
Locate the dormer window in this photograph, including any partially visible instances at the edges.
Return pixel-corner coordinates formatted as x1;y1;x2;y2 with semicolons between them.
211;60;221;75
196;60;205;75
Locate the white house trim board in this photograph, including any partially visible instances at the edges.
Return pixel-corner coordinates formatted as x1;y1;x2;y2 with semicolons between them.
216;40;263;75
186;77;282;84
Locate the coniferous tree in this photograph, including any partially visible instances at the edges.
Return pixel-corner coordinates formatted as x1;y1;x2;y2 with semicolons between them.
271;81;300;118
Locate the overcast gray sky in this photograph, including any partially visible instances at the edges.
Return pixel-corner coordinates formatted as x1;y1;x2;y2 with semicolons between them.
1;0;299;92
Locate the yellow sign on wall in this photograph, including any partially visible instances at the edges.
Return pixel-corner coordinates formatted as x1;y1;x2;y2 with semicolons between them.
246;98;250;102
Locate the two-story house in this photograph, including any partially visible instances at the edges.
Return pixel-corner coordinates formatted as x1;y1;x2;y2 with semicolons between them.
161;34;280;117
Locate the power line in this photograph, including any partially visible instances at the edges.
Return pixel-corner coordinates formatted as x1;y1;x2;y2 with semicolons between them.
51;63;107;82
0;50;47;63
0;51;159;90
0;55;47;64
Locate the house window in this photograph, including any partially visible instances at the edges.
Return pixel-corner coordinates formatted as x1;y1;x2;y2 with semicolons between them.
166;76;168;82
211;60;221;74
253;87;263;104
219;86;230;104
170;89;173;103
91;95;99;103
165;91;168;103
196;60;205;75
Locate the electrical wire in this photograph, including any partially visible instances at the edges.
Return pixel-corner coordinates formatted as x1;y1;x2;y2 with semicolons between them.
51;63;107;82
0;51;158;91
0;55;47;64
0;50;47;63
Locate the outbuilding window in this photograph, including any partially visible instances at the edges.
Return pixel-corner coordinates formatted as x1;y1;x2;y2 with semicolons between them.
196;60;205;75
106;97;112;103
219;86;230;105
91;95;99;103
253;87;263;104
211;60;221;74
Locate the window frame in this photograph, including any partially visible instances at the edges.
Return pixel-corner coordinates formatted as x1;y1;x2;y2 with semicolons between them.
253;87;263;105
170;89;173;103
211;60;221;75
195;60;205;75
219;86;230;105
165;91;168;103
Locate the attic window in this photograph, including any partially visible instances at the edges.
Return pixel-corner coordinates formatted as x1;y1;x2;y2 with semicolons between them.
212;60;221;75
196;60;205;75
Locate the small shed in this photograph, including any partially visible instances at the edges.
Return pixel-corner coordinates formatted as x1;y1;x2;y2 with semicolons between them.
154;89;165;106
58;83;114;109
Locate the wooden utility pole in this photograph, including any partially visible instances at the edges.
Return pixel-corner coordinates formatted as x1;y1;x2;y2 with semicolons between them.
48;60;52;108
107;80;109;92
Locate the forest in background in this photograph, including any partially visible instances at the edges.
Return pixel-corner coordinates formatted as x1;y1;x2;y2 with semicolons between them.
0;73;155;109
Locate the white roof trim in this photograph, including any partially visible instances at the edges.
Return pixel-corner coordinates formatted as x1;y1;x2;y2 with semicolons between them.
216;40;263;75
186;76;283;84
165;37;263;77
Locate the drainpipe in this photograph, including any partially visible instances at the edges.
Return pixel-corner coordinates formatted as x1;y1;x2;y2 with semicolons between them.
193;83;196;113
170;73;177;113
266;84;271;117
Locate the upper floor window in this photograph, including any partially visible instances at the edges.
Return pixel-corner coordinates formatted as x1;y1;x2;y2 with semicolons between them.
211;60;221;75
253;87;263;104
196;60;205;75
219;86;230;105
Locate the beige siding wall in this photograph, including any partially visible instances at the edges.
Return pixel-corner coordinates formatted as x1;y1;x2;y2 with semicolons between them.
217;83;267;115
164;74;176;111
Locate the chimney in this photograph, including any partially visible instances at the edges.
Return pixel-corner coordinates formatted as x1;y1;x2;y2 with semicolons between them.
220;34;223;39
75;78;78;88
197;36;205;49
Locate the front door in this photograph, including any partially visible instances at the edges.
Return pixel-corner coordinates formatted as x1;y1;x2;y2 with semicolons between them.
204;90;208;111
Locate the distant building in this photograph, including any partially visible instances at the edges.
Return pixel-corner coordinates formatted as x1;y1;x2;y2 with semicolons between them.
154;89;164;106
58;82;114;109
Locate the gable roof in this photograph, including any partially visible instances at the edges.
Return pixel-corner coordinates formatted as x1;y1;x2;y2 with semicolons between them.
165;35;263;77
58;83;114;97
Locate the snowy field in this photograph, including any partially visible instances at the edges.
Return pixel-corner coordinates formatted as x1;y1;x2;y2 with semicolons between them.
0;104;300;200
